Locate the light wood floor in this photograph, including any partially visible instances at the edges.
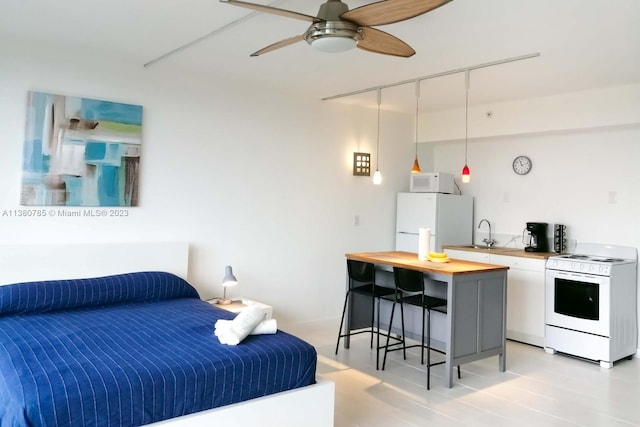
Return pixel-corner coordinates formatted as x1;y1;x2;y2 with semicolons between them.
284;320;640;427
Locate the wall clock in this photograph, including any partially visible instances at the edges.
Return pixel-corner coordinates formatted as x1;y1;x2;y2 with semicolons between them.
512;155;532;175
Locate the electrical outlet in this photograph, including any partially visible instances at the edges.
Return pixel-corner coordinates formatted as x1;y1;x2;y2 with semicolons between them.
353;215;360;227
608;191;617;204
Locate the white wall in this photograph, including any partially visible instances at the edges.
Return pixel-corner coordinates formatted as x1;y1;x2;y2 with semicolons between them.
0;40;415;324
422;84;640;142
427;127;640;247
418;85;640;248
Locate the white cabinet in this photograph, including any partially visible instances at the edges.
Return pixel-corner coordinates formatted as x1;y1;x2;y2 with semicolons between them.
444;249;545;347
490;255;545;347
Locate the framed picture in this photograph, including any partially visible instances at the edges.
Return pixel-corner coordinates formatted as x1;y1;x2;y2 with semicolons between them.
21;91;143;206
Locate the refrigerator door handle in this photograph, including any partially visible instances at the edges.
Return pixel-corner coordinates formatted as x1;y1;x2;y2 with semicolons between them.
397;231;438;236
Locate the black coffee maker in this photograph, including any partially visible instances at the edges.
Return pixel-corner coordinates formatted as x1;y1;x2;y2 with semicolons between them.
524;222;548;252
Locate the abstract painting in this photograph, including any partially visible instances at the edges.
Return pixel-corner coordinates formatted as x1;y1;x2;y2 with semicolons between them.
21;91;143;206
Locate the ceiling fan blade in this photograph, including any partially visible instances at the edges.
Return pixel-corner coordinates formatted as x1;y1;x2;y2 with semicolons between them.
341;0;452;26
221;0;323;23
250;34;305;56
357;27;415;57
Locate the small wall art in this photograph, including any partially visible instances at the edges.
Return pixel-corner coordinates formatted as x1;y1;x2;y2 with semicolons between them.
21;91;143;206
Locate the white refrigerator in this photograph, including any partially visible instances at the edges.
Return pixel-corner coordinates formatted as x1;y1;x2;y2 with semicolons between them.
395;193;473;253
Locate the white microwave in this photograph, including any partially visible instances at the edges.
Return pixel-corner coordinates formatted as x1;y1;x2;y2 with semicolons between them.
409;172;455;194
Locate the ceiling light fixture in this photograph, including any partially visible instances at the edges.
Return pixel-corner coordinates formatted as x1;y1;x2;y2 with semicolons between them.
373;88;382;185
461;70;471;183
321;53;540;101
305;21;360;53
352;152;371;176
411;80;422;174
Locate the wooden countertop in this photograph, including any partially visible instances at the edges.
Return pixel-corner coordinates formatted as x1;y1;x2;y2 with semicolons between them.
443;245;558;260
345;251;509;275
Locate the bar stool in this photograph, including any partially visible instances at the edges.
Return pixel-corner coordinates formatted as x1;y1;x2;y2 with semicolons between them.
382;266;460;389
335;259;397;370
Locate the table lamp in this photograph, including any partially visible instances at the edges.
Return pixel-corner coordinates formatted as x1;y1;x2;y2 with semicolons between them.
218;265;238;305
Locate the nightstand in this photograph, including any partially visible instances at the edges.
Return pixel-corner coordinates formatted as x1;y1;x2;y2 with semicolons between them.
206;298;273;319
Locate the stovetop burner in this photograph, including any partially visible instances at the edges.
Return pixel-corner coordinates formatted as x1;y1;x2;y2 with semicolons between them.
564;254;589;259
557;254;629;263
547;243;638;276
593;258;625;263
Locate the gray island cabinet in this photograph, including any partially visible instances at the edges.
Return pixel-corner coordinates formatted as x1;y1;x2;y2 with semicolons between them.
344;251;509;388
445;246;556;347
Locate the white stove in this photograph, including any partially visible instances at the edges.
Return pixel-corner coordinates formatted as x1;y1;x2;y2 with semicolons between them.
547;253;636;276
545;243;638;367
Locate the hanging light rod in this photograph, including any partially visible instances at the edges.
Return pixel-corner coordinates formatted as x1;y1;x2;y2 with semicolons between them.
321;52;540;101
144;0;286;68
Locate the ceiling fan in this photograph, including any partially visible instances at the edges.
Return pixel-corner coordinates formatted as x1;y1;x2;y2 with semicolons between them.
221;0;453;58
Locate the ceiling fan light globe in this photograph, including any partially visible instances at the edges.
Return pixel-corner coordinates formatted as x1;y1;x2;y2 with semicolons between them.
311;36;357;53
304;20;360;53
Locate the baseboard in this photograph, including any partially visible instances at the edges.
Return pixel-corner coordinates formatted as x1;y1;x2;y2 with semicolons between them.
506;330;543;347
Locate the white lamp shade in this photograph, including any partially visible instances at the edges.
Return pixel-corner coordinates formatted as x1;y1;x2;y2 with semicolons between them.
372;169;382;185
311;37;357;53
222;265;238;287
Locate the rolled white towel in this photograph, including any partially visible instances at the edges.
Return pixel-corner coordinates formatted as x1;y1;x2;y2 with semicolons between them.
214;318;277;336
215;305;266;345
250;318;277;335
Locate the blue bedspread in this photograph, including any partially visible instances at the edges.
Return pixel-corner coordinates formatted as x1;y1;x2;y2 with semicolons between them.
0;272;316;426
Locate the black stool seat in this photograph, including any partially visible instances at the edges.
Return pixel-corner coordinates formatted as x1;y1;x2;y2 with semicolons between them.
355;284;397;298
401;294;447;310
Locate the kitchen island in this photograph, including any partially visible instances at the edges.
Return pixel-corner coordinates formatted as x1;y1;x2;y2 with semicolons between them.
344;251;509;388
444;245;557;347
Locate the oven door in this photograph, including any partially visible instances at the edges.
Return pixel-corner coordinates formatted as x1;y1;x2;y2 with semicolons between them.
545;269;610;337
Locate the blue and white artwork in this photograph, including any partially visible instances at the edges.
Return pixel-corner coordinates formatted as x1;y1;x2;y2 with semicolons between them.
21;91;143;206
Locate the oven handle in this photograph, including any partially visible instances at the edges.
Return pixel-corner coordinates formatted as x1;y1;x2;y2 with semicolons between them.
547;270;601;281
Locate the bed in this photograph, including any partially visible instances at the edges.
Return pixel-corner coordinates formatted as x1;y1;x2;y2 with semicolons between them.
0;243;334;427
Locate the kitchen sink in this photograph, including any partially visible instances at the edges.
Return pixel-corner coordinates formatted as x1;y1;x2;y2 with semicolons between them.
456;245;494;250
450;245;522;252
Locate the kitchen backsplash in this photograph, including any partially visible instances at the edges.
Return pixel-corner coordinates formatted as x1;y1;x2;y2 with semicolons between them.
475;232;577;253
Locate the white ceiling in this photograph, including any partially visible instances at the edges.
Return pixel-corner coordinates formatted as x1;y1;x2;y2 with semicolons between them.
2;0;639;112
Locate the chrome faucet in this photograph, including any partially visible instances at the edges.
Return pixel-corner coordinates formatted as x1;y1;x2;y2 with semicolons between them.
478;219;496;248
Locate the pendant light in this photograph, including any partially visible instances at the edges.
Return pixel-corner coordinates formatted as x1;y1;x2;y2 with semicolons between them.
411;80;422;174
461;70;471;183
373;88;382;185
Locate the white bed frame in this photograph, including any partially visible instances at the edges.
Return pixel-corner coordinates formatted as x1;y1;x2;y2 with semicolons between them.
0;242;335;427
